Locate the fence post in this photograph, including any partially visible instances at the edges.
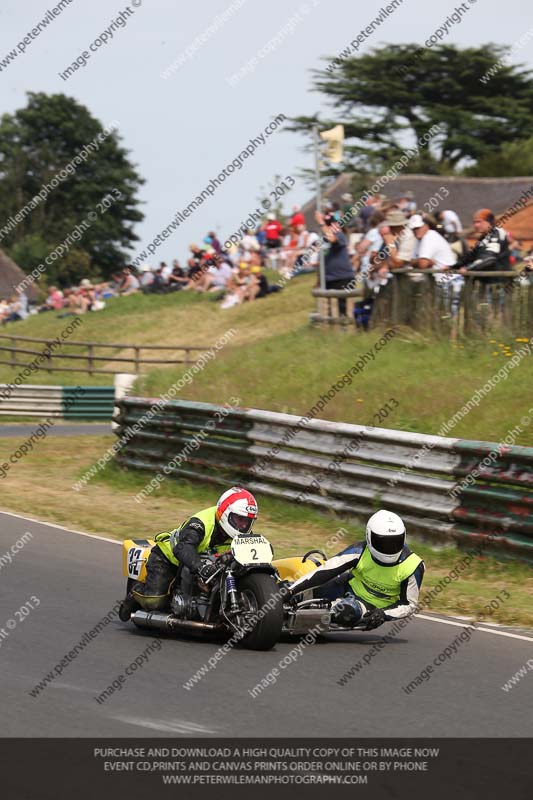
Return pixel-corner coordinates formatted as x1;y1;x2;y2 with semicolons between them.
463;277;473;336
10;337;17;368
134;347;141;373
87;344;94;376
45;341;53;373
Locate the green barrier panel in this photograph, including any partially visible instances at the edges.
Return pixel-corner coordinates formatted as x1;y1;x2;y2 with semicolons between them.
63;386;115;420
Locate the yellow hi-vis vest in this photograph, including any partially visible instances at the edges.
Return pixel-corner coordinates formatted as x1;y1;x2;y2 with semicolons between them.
155;506;230;566
348;547;422;608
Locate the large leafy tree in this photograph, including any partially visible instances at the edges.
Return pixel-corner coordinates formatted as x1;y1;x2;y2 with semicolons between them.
291;44;533;177
0;92;144;284
467;136;533;176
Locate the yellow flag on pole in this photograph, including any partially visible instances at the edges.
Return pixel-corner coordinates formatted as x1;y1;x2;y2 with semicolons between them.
320;124;344;163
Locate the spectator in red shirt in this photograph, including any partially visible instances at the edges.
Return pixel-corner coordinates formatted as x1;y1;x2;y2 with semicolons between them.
290;205;305;227
264;213;283;248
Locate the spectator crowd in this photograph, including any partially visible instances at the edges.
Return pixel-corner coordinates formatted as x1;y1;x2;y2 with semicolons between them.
314;190;533;330
2;210;320;323
2;195;531;328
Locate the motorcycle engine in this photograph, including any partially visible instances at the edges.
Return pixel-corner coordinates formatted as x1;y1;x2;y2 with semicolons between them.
170;591;208;620
170;592;191;618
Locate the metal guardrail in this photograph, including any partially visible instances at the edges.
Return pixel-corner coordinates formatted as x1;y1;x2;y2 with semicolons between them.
0;334;208;375
0;384;115;419
113;398;533;560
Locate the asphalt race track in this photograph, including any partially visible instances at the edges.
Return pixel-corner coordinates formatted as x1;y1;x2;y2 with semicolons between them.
1;510;532;737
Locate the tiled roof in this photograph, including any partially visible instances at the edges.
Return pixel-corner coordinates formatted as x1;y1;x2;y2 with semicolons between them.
302;173;533;235
0;249;39;301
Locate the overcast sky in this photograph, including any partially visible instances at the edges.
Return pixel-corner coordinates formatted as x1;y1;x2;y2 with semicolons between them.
1;0;532;265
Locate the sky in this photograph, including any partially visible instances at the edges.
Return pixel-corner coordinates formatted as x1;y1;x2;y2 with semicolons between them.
1;0;532;266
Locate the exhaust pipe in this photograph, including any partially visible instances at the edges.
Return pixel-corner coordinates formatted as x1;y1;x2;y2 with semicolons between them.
131;610;223;633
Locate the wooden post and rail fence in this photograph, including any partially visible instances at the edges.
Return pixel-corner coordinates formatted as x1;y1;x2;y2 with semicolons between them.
0;334;208;376
311;269;533;336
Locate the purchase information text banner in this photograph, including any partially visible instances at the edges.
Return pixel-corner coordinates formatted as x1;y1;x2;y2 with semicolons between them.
1;738;530;798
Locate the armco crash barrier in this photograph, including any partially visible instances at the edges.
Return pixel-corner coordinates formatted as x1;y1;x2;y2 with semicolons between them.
113;398;533;560
0;384;115;420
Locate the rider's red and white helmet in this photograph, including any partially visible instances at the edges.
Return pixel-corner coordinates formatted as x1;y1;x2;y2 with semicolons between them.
216;487;258;538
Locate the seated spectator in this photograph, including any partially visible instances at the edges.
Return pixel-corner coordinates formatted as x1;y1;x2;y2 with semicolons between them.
280;225;299;277
138;264;155;291
241;229;260;258
79;279;97;311
42;285;64;312
119;267;140;295
68;288;88;314
3;295;21;323
167;260;189;291
186;243;206;285
204;259;233;293
0;298;9;324
90;283;107;311
4;290;29;323
159;262;173;283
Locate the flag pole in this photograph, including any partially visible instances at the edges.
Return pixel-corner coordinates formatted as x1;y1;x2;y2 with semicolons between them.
313;124;326;290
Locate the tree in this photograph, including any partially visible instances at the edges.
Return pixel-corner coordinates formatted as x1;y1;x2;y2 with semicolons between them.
466;136;533;177
0;92;144;285
290;44;533;178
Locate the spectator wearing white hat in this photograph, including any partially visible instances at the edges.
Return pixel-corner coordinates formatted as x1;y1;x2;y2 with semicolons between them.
409;215;456;275
138;264;155;290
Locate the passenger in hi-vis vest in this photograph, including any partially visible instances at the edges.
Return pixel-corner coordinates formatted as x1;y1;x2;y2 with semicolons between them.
288;510;425;630
118;487;258;621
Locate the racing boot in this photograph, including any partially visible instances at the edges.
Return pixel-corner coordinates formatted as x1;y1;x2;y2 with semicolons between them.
118;591;140;622
330;595;365;627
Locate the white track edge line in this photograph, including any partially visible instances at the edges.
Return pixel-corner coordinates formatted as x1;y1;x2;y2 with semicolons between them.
415;613;533;642
0;508;120;545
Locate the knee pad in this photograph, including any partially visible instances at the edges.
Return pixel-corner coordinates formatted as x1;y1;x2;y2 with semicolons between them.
331;595;365;627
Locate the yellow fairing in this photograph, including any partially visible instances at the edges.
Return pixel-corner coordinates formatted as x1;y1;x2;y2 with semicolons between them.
273;556;324;582
122;538;155;583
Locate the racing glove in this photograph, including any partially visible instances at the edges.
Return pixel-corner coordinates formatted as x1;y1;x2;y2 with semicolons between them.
197;559;218;583
361;608;386;630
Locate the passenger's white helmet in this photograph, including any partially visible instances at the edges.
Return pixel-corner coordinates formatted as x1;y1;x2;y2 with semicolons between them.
216;486;258;538
366;510;405;564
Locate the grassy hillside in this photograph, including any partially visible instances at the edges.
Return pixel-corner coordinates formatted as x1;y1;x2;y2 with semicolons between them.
0;274;532;443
